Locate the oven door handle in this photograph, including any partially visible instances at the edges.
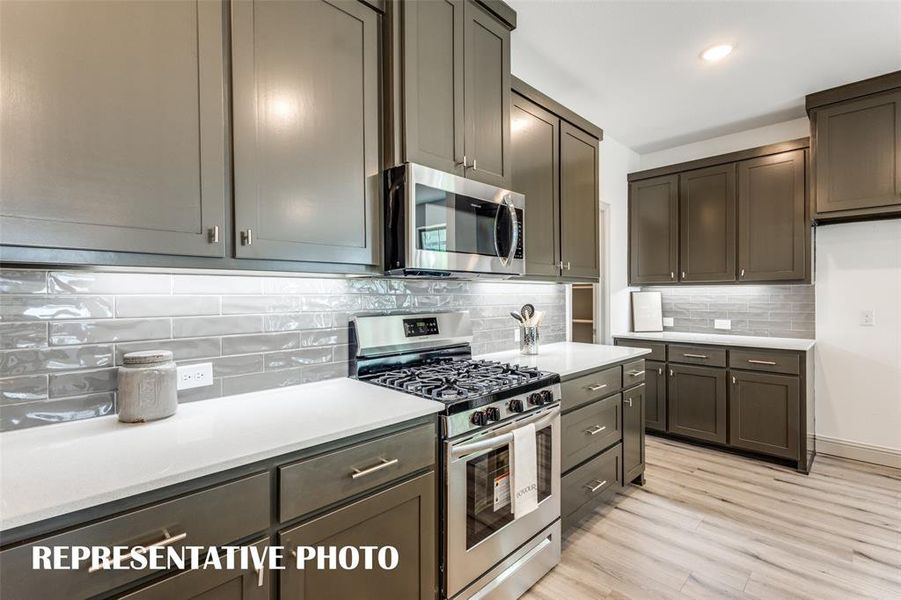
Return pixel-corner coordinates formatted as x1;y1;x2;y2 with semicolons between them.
450;407;559;458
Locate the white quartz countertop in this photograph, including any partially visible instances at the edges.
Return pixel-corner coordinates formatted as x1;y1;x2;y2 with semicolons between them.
0;378;443;532
479;342;651;380
613;331;815;351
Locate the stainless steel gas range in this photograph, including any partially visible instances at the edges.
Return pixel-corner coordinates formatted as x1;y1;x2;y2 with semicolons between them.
351;311;561;600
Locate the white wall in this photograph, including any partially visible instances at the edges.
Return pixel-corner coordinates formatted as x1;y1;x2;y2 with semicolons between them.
639;117;810;170
815;220;901;462
599;135;640;341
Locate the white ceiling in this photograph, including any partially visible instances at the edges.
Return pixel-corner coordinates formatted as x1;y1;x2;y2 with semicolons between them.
508;0;901;153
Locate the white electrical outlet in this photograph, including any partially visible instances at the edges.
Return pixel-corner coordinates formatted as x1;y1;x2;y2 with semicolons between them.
714;319;732;330
514;327;521;342
860;309;876;327
177;363;213;390
662;317;674;327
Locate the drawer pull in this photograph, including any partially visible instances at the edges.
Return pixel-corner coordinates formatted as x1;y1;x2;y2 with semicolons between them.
682;353;708;359
585;425;607;436
87;529;187;573
584;479;608;493
747;359;777;366
626;370;643;377
586;383;608;391
351;457;399;480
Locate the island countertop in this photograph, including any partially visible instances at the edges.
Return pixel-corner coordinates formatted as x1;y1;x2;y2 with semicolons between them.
0;378;443;532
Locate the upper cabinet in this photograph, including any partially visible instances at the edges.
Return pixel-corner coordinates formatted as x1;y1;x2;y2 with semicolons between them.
510;78;603;282
231;0;380;265
629;176;679;284
512;93;560;278
0;0;227;257
737;150;807;282
392;0;513;187
560;122;600;280
679;164;736;283
628;139;811;286
807;72;901;222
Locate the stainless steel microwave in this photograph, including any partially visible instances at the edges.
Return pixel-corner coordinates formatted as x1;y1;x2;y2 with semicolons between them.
383;163;525;278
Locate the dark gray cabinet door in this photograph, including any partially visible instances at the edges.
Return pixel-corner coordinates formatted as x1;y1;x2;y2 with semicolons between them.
679;164;736;283
644;360;666;432
729;371;800;460
401;0;465;176
232;0;379;265
629;175;679;284
738;150;807;282
280;472;436;600
0;0;226;257
512;93;560;277
668;365;727;444
622;384;646;483
560;122;600;280
814;91;901;214
120;539;270;600
463;0;511;187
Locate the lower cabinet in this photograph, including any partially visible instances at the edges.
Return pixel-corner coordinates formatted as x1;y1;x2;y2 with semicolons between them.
279;471;436;600
729;370;800;460
622;384;646;484
120;539;270;600
668;364;728;444
561;444;621;530
643;360;667;432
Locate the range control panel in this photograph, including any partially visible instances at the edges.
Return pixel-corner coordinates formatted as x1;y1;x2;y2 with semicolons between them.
403;317;440;337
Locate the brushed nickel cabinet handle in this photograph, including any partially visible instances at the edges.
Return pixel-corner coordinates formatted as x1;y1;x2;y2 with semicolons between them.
241;229;253;246
88;529;187;573
456;155;470;169
626;370;643;376
351;457;399;479
587;383;608;391
256;565;265;587
208;225;219;244
740;268;745;278
472;158;478;171
585;479;608;493
747;359;777;366
732;376;737;384
670;272;675;280
669;369;674;376
625;397;633;407
683;353;708;359
657;368;663;375
585;425;607;435
681;271;686;279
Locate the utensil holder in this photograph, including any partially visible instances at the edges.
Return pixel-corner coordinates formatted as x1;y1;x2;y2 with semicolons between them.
520;326;539;355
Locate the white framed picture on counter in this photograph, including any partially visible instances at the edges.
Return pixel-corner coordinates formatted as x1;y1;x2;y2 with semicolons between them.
631;291;663;332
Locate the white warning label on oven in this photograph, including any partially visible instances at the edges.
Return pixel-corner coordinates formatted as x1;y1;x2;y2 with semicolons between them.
494;474;511;511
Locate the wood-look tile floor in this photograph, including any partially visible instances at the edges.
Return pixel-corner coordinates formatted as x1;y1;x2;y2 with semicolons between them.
524;436;901;600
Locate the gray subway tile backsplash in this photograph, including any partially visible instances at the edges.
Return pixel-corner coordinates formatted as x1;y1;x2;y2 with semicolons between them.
641;284;815;338
0;269;566;431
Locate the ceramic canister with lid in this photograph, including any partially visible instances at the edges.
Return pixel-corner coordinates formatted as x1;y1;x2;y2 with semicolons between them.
118;350;178;423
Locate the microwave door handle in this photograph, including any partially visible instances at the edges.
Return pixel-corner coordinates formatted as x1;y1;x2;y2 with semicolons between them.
506;198;519;266
450;406;559;458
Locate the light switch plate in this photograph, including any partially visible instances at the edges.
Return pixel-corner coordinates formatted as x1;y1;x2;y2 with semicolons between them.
514;327;521;342
860;309;876;326
714;319;732;330
662;317;674;327
177;363;213;390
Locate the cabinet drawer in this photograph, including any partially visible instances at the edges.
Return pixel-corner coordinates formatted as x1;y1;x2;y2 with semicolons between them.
615;339;666;361
668;344;727;367
561;366;621;412
729;349;800;375
0;473;270;600
561;393;621;472
623;359;646;386
562;444;621;519
279;423;435;522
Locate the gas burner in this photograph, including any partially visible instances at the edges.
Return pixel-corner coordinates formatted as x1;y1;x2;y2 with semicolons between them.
368;358;557;404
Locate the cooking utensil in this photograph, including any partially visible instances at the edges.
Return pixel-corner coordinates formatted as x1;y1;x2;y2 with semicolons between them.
531;311;545;327
520;304;535;324
510;311;524;324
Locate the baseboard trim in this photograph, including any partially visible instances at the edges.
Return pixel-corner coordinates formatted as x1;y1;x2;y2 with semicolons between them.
816;435;901;469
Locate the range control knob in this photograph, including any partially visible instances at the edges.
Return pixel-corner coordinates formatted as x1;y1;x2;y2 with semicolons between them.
528;392;543;406
485;407;501;422
470;410;486;426
507;399;524;413
540;390;554;405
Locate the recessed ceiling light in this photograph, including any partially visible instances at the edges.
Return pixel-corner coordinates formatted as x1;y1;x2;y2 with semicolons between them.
701;44;733;62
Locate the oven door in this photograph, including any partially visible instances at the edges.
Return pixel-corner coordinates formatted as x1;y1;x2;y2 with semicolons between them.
406;163;524;276
445;405;560;598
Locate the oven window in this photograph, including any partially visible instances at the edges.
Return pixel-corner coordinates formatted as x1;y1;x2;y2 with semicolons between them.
465;425;552;549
